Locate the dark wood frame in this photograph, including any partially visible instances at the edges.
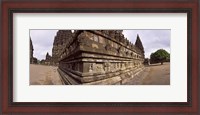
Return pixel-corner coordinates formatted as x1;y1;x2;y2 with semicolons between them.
1;0;199;114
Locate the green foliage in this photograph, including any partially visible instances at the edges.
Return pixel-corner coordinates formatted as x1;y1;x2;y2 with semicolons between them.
150;49;170;64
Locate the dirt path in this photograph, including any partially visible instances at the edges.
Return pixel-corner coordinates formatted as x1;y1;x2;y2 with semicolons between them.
125;63;170;85
142;63;170;85
30;64;63;85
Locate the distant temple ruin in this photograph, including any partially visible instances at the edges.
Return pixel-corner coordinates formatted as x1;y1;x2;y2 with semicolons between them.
30;38;34;63
57;30;145;85
30;38;38;64
40;52;52;65
39;31;73;65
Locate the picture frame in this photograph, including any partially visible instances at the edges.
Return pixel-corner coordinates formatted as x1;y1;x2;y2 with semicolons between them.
1;0;199;114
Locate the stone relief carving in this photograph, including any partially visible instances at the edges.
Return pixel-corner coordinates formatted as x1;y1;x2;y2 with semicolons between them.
103;62;110;72
77;34;90;47
118;46;123;54
89;63;93;72
105;44;112;51
95;63;104;72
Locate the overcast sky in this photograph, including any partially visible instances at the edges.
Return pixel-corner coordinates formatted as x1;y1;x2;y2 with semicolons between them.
30;30;170;60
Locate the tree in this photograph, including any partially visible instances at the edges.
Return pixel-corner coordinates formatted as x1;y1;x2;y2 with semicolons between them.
150;49;170;65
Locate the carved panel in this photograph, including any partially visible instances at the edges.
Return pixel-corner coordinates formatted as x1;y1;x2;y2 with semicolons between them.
105;44;112;51
95;63;104;72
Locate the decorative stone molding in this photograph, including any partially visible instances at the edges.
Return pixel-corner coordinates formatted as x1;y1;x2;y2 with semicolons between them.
57;30;145;85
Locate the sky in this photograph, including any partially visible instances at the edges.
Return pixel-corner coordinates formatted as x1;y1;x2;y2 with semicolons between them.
30;30;170;60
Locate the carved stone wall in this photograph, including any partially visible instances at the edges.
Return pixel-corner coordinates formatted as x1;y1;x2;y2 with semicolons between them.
58;30;145;85
52;30;73;65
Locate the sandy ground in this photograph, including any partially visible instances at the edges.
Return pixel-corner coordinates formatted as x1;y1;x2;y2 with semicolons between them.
125;62;170;85
30;64;63;85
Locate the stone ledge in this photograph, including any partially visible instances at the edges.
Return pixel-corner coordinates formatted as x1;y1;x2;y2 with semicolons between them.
58;66;145;85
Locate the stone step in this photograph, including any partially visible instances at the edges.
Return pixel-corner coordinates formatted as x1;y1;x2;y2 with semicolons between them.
58;67;145;85
57;68;80;85
83;76;122;85
60;68;82;82
121;67;145;84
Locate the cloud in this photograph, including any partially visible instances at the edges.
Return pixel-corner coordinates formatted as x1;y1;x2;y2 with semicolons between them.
123;30;170;58
30;30;170;60
30;30;58;60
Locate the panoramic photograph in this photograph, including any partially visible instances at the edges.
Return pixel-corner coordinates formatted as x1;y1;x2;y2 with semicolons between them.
30;30;170;85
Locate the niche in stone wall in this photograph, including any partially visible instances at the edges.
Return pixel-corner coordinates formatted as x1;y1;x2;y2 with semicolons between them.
95;62;104;73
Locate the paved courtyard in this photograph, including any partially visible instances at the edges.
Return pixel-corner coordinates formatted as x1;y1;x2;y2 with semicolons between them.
30;64;63;85
125;62;170;85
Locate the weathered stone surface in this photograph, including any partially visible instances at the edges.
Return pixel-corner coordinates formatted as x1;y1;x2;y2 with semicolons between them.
52;30;73;65
30;38;38;64
57;30;145;85
30;38;34;63
84;76;122;85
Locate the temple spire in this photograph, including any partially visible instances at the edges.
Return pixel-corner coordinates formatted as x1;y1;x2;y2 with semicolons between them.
30;38;33;50
135;34;144;52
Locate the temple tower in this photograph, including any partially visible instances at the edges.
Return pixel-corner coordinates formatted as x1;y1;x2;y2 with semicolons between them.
30;38;34;63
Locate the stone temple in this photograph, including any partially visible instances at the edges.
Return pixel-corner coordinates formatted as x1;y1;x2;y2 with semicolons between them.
57;30;145;85
30;38;38;64
52;30;73;65
30;38;34;63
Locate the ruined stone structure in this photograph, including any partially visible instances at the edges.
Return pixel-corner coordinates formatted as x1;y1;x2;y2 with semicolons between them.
58;30;145;85
52;30;73;65
30;38;38;64
43;52;52;65
39;30;72;66
30;38;34;63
